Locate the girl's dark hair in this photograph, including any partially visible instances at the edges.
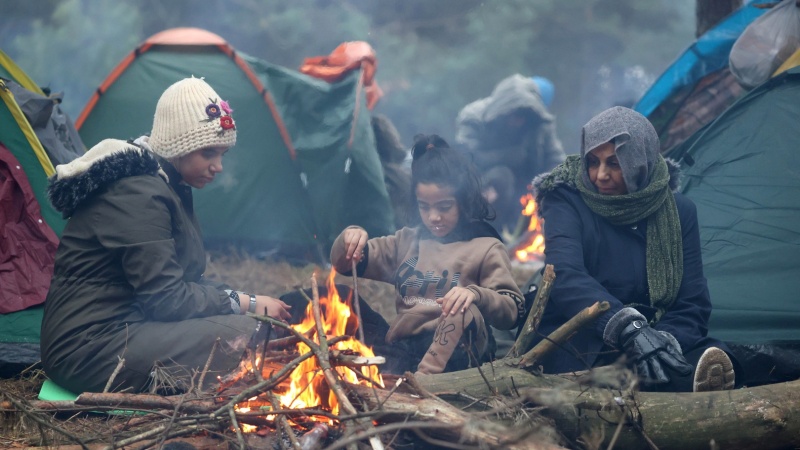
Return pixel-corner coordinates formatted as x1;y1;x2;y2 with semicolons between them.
408;133;493;225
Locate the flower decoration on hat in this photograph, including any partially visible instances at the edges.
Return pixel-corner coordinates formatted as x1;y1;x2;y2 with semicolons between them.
200;98;236;135
205;102;221;119
220;116;235;130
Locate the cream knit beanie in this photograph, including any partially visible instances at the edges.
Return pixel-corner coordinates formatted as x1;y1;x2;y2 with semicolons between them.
149;77;236;159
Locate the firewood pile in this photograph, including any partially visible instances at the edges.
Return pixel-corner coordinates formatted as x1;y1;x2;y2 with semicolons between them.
3;266;800;450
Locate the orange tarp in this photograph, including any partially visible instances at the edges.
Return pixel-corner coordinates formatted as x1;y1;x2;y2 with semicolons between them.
299;41;384;110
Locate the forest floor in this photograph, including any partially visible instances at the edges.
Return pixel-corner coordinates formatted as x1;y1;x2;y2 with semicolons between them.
0;251;542;449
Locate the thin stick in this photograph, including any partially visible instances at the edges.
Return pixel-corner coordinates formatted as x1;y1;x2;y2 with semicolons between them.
116;422;206;449
103;356;126;393
606;413;626;450
212;317;348;417
376;377;406;409
351;259;365;343
267;391;303;450
258;308;274;377
229;407;246;450
196;338;219;393
310;275;353;415
403;372;438;401
128;426;205;450
519;301;610;368
213;348;316;418
508;264;555;357
312;274;384;450
155;393;188;450
321;421;455;450
237;407;372;422
3;394;90;450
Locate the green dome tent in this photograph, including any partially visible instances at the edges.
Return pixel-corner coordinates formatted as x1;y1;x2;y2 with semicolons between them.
668;67;800;384
670;66;800;343
77;28;394;261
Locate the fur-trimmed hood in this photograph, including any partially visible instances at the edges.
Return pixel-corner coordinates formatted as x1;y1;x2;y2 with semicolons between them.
48;139;165;218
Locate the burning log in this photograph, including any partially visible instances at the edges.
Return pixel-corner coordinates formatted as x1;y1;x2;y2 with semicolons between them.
331;351;385;368
298;423;328;450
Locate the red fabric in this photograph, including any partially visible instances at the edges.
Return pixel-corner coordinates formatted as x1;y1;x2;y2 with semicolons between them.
299;41;384;110
0;143;59;313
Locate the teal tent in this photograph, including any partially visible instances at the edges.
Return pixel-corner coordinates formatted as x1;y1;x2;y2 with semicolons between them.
77;28;394;260
669;67;800;345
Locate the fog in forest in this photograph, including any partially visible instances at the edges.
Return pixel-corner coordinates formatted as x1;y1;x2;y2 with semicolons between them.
1;0;696;153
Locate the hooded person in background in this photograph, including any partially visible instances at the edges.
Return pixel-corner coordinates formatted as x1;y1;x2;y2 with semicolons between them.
455;74;566;237
41;77;291;395
531;106;737;392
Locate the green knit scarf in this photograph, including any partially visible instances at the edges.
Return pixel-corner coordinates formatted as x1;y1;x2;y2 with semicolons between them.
538;155;683;323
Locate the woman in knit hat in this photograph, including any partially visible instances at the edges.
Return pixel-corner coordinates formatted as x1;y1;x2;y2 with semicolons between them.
41;77;291;394
530;106;737;392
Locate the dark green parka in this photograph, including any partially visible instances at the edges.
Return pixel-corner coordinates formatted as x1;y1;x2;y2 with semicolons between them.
41;139;257;394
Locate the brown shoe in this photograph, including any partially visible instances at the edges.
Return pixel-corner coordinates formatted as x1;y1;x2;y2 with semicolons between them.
693;347;735;392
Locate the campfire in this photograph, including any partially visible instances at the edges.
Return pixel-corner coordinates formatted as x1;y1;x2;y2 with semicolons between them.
512;193;545;262
276;271;383;417
232;270;384;433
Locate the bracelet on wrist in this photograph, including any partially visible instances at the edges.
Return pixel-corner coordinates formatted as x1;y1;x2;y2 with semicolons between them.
247;293;258;314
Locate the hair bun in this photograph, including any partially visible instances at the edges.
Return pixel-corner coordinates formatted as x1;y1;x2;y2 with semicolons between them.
411;133;450;161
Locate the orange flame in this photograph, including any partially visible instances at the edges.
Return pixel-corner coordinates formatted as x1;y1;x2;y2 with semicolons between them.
278;271;383;421
514;193;545;262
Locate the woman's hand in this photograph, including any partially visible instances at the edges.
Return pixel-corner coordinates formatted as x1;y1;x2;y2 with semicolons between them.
250;295;292;322
437;287;477;317
342;226;368;261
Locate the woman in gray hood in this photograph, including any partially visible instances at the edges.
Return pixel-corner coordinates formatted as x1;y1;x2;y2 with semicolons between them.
531;106;737;392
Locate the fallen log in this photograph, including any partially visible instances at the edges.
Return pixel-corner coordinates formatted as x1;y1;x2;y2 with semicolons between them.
348;381;565;450
417;363;800;450
535;379;800;450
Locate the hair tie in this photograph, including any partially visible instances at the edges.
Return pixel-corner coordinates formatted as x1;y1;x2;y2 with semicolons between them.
426;143;435;150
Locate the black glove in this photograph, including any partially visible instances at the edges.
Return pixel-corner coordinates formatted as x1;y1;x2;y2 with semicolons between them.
618;319;693;385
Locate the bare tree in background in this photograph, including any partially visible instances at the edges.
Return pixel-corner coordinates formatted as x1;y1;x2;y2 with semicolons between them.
696;0;743;37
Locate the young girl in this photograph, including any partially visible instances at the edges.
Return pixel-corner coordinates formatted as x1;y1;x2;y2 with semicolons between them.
330;134;524;375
